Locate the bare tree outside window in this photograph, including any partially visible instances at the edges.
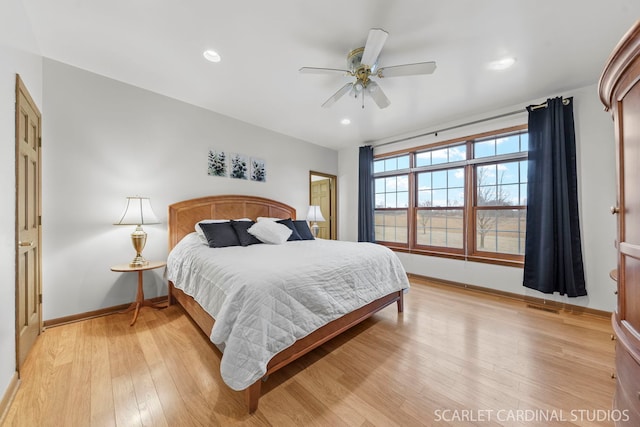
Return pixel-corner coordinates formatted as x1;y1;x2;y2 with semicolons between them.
417;200;433;234
476;166;512;249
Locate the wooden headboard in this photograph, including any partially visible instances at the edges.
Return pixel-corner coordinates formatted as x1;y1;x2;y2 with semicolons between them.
168;195;296;250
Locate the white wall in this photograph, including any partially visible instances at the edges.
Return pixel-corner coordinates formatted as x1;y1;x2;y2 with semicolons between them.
339;84;618;312
42;59;338;320
0;0;43;409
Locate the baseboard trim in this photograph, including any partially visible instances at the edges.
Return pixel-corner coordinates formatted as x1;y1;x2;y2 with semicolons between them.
0;371;20;424
408;273;612;318
43;295;168;328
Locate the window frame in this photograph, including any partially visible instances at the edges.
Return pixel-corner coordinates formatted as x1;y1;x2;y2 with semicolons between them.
373;124;527;267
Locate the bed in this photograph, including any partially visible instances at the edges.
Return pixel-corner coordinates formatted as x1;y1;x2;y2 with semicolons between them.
166;195;409;413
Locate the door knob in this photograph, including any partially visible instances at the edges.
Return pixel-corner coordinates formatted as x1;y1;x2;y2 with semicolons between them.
610;206;620;214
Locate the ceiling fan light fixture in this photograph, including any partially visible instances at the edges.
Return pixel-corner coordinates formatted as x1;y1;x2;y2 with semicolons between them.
300;28;436;109
203;49;221;63
487;57;516;70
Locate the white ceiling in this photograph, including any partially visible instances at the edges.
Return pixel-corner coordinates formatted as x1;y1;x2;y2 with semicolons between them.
18;0;640;150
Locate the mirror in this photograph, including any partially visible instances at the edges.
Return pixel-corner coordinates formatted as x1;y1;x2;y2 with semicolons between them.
309;171;337;239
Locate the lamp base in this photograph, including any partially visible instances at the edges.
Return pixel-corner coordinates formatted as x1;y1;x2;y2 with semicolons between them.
311;222;320;238
129;254;149;267
130;226;149;267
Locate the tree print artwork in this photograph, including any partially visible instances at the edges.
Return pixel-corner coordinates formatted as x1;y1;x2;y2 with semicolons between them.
230;153;248;180
251;158;266;182
207;150;227;177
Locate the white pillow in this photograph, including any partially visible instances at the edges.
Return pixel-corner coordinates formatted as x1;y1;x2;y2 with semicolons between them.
195;218;251;243
248;220;292;244
256;216;282;222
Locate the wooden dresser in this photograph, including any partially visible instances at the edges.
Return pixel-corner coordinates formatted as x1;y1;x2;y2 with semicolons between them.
599;20;640;426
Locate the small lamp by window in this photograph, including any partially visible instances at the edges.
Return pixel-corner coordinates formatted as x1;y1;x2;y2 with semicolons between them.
306;205;326;238
114;196;160;267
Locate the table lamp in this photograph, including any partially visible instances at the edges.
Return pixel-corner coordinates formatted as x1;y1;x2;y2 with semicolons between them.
115;196;160;267
306;205;326;238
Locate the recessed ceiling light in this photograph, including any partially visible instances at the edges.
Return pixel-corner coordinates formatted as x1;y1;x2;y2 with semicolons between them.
203;50;221;63
341;118;351;125
487;57;516;70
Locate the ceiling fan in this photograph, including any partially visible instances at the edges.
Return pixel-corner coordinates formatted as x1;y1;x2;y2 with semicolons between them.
299;28;436;109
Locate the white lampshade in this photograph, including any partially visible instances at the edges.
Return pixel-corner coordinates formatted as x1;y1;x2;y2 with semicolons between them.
306;205;326;222
115;196;160;226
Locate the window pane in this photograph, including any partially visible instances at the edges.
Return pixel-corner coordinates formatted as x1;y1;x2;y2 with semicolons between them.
385;193;396;208
477;184;497;206
416;209;463;248
418;172;431;190
418;189;432;206
374;160;384;173
384;158;396;172
477;165;496;186
431;148;448;165
416;151;431;167
476;209;526;254
375;210;408;243
375;178;385;193
385;177;397;192
499;162;519;184
375;194;385;208
448;168;464;187
397;155;410;170
499;184;519;206
448;188;465;206
496;135;520;155
450;145;467;161
397;191;409;207
397;175;409;191
432;189;448;207
474;140;495;158
432;170;447;189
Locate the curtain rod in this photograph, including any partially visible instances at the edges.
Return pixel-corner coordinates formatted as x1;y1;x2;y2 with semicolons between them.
372;97;571;149
529;97;571;111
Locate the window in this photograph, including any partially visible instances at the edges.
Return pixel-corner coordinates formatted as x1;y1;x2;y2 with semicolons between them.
373;126;528;265
473;132;528;257
374;155;409;244
416;168;464;249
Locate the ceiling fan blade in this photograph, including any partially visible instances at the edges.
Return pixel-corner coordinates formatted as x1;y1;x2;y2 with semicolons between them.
366;81;390;109
377;61;437;78
299;67;352;76
361;28;389;67
322;82;354;108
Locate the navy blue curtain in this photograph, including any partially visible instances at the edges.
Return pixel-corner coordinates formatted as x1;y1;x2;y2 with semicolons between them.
523;97;586;297
358;145;375;242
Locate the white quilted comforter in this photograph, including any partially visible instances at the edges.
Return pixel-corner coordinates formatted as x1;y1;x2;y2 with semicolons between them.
166;233;410;391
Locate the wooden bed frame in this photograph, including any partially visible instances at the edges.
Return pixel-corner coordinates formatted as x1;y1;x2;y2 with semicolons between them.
167;195;404;413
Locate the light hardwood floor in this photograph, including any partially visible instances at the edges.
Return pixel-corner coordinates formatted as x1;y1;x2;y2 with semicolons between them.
1;280;616;427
